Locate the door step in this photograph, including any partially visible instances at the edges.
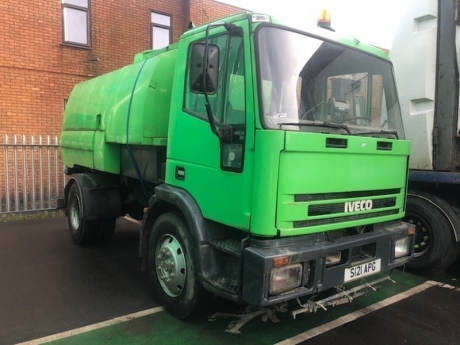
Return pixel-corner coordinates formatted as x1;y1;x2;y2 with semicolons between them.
206;275;239;294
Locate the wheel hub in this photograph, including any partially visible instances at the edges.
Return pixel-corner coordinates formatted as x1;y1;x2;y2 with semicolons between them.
155;234;186;297
406;216;431;257
69;194;81;230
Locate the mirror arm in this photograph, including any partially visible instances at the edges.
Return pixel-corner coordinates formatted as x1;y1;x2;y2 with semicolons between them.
204;101;234;143
203;24;220;141
223;23;243;36
202;23;235;143
204;100;219;137
217;124;234;143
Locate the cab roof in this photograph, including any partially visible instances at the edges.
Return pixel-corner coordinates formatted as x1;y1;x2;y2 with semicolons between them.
181;12;389;60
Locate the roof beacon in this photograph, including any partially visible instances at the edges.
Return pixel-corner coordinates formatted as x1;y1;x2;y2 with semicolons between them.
317;7;335;32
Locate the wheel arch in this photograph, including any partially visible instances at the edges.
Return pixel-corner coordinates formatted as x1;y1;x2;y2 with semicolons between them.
140;184;209;264
407;189;460;242
65;173;123;221
140;184;232;279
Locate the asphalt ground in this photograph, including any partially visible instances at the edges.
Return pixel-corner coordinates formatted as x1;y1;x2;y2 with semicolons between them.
0;217;156;345
298;285;460;345
1;217;459;345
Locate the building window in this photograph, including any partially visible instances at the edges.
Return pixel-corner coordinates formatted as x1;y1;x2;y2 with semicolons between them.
151;12;171;49
62;0;90;47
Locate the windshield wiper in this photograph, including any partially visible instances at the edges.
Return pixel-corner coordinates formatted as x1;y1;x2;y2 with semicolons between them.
278;121;351;135
354;130;399;139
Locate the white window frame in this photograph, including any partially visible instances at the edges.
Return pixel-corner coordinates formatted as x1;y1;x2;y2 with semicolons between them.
151;11;171;50
62;0;91;48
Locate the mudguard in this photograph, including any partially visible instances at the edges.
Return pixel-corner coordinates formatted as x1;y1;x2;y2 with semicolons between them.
65;173;123;221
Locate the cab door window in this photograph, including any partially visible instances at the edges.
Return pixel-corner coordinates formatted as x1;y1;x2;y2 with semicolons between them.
184;33;246;172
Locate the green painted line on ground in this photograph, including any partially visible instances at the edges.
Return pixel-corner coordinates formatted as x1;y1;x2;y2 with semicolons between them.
37;270;436;345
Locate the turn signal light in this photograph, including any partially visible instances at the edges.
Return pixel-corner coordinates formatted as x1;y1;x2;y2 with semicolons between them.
408;226;416;236
273;256;289;268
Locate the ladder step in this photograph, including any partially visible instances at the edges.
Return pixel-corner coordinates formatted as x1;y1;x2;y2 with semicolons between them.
207;275;239;294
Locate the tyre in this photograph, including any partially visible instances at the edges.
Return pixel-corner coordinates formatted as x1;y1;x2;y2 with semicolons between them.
403;192;460;274
97;218;116;242
148;213;207;319
67;181;100;245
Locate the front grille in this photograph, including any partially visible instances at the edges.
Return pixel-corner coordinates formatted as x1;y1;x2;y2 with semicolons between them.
294;209;399;228
309;197;396;216
326;229;348;241
295;188;400;202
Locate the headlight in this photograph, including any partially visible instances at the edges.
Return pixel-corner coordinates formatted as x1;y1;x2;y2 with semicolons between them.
269;264;302;295
394;237;411;258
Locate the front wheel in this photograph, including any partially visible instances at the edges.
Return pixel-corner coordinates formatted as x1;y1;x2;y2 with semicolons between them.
148;213;208;319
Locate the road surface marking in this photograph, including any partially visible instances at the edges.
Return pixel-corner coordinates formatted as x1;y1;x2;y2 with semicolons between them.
275;280;458;345
15;306;164;345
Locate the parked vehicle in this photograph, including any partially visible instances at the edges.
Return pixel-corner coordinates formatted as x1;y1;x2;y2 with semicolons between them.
60;12;414;318
391;0;460;273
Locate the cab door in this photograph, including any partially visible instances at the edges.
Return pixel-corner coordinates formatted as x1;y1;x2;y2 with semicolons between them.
166;21;254;230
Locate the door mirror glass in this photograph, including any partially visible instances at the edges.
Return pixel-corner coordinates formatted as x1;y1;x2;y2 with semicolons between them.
189;43;219;94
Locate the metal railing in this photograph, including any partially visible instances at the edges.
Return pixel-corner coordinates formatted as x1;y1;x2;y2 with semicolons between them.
0;135;66;221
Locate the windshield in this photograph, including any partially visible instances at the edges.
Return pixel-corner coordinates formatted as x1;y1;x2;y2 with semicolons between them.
256;26;405;138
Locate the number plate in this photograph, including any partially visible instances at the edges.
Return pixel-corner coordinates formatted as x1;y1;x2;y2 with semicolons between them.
344;259;381;282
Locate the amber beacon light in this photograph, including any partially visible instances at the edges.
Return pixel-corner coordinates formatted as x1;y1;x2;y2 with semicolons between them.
317;7;335;31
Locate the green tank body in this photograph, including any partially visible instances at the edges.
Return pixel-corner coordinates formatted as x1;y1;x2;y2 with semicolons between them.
61;45;177;175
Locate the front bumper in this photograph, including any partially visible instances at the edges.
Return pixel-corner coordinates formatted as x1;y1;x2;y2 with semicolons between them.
242;220;414;306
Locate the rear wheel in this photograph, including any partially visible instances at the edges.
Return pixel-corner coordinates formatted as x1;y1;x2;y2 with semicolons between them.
67;182;99;244
403;193;460;274
97;218;116;242
148;213;208;319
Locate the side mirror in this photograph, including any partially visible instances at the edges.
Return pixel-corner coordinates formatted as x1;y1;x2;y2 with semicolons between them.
189;43;219;94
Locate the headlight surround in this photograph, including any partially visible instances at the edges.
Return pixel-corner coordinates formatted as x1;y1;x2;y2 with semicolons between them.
326;251;342;267
269;263;302;295
394;237;411;258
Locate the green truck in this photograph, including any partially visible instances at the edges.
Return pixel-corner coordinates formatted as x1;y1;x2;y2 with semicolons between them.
60;12;415;319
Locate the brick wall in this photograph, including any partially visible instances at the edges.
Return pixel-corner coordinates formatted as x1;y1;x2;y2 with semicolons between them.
189;0;246;26
0;0;244;137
